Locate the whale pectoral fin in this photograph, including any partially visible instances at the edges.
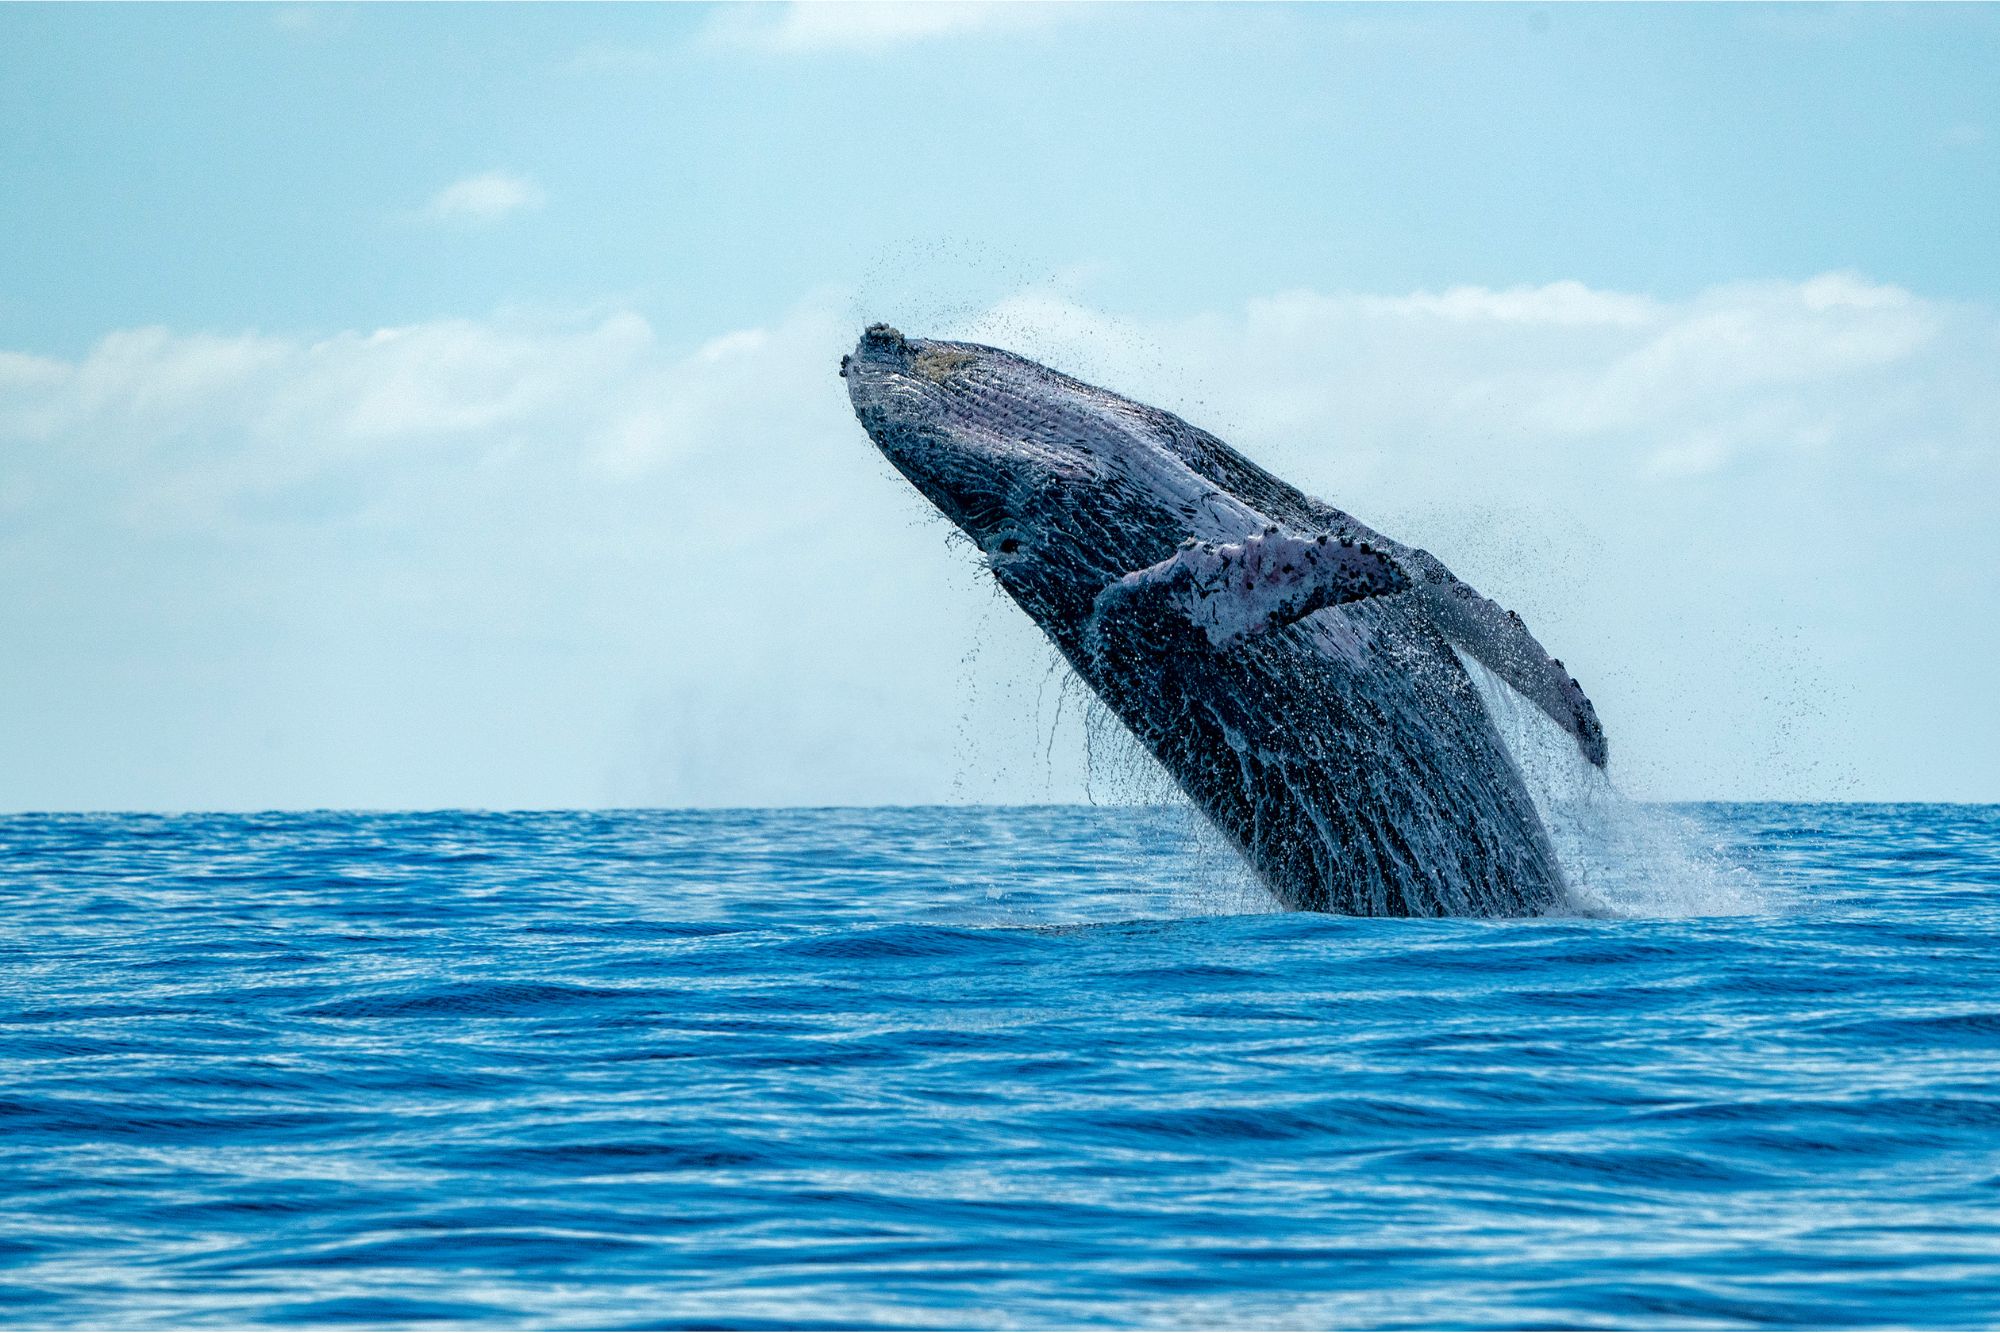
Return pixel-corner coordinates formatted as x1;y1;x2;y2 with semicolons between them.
1089;531;1408;658
1409;556;1608;769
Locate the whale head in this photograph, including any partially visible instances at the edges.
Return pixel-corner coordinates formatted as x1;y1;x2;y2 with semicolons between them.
843;323;1332;628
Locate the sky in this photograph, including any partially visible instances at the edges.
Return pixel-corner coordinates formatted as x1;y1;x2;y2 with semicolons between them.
1;1;1996;811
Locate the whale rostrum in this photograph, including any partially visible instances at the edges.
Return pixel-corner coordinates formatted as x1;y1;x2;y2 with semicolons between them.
843;323;1607;917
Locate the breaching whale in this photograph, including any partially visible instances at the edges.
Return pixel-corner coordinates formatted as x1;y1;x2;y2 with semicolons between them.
843;324;1607;917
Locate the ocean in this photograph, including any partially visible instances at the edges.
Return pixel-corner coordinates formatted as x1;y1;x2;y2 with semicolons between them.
3;803;1998;1329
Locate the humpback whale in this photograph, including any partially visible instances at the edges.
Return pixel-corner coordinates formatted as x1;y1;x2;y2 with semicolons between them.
843;324;1607;917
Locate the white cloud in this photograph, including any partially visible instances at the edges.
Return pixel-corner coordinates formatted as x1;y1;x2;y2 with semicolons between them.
1;276;1995;811
271;4;352;35
1359;280;1659;327
422;171;545;226
700;1;1064;55
0;297;1027;811
942;277;1997;802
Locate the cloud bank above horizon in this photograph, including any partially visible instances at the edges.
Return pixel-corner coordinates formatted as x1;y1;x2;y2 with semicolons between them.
2;273;1993;811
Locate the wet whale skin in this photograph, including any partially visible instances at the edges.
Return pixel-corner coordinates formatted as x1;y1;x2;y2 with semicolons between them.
843;324;1607;917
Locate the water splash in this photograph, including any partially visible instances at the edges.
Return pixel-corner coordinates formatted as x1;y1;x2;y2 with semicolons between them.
1015;643;1769;921
1456;649;1774;918
1076;693;1282;918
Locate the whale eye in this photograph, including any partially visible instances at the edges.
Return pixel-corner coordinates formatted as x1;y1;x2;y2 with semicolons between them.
999;538;1021;554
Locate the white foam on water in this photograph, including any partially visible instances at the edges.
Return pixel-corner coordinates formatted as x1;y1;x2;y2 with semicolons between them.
1454;649;1775;918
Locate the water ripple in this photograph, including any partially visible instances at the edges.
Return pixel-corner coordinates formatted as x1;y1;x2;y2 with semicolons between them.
0;804;1997;1327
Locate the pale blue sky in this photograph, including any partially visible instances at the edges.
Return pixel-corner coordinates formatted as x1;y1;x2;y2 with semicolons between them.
7;4;1997;349
2;3;1996;810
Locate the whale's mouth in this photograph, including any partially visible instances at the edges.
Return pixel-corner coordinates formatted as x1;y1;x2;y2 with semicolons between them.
842;325;1265;548
841;325;1137;570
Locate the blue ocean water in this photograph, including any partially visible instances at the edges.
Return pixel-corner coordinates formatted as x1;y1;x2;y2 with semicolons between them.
3;803;1999;1329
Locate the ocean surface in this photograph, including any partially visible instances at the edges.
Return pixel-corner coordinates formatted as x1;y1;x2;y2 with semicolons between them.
3;803;1999;1329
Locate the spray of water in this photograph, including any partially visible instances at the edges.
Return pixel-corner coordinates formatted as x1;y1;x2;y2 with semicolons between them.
1015;640;1770;922
1454;650;1775;918
1072;689;1283;918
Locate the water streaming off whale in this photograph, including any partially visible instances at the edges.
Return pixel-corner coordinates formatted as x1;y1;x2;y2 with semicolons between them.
1455;649;1774;917
847;324;1614;917
1028;649;1767;922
